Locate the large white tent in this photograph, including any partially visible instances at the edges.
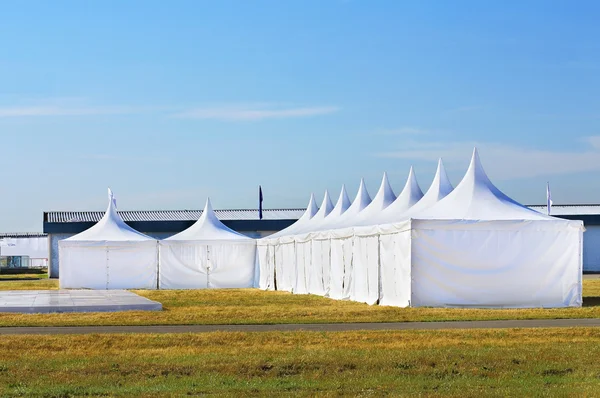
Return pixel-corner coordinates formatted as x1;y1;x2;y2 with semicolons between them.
59;189;158;290
257;149;584;309
403;149;583;308
159;198;256;289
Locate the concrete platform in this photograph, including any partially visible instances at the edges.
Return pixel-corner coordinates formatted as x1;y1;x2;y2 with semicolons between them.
0;290;162;313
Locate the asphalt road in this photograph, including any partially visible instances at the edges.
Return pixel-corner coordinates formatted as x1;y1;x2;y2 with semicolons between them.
0;318;599;335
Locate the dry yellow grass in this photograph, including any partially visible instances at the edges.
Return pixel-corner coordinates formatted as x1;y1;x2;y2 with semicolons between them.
0;278;598;327
0;328;599;396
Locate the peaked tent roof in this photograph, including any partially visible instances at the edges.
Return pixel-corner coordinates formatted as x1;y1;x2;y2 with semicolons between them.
390;158;453;221
269;193;319;238
309;185;352;232
361;166;424;226
167;198;251;241
293;190;334;234
66;189;153;241
344;172;396;227
414;148;554;220
319;178;372;230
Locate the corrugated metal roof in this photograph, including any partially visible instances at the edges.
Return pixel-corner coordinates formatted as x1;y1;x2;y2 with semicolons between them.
45;209;305;223
527;205;600;216
44;204;600;224
0;233;47;238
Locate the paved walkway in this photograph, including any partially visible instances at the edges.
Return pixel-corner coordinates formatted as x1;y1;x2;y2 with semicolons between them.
0;290;161;313
1;318;599;335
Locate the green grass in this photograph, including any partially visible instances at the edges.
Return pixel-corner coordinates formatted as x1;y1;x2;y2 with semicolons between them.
0;278;599;327
0;328;599;396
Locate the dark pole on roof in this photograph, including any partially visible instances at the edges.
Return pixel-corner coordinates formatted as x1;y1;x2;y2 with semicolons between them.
258;186;263;220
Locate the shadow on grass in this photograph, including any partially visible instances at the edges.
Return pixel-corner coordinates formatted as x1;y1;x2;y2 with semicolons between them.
583;297;600;307
0;277;48;281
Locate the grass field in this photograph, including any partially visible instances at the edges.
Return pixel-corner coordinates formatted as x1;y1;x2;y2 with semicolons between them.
0;277;598;327
0;328;598;396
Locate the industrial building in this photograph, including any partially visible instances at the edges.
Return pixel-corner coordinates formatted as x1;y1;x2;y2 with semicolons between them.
0;233;49;269
41;204;600;278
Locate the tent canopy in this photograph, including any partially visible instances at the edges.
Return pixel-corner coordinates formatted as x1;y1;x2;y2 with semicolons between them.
309;185;351;231
269;193;319;238
339;173;395;228
167;198;251;241
415;148;554;220
66;188;153;242
362;166;424;226
320;179;372;230
293;190;334;234
394;158;453;220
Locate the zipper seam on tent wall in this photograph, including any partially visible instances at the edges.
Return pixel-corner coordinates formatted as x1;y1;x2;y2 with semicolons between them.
106;246;109;290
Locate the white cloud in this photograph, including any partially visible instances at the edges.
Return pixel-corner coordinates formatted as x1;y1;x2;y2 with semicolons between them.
376;136;600;180
376;127;430;135
0;105;140;117
175;104;340;121
443;105;482;115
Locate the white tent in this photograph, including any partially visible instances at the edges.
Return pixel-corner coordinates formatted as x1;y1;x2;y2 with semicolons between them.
268;193;319;238
317;179;372;231
338;173;395;228
375;149;584;308
59;189;158;290
159;198;256;289
360;166;424;226
257;194;320;292
259;149;583;309
398;158;453;220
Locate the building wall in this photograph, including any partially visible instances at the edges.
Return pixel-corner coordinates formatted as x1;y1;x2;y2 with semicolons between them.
49;233;71;278
48;230;276;278
583;225;600;272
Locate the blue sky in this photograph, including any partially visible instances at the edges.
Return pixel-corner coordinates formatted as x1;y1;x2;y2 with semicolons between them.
1;0;599;232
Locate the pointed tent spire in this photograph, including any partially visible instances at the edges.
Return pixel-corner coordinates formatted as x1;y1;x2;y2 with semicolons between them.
317;190;334;218
303;193;320;220
415;148;551;220
433;158;454;199
168;197;249;240
267;193;320;238
332;185;352;216
352;178;372;211
342;172;396;227
313;179;372;231
361;172;396;213
66;188;152;241
293;190;336;234
396;158;454;220
361;167;423;225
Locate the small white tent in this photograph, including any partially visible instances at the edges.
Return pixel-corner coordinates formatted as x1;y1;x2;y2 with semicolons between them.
59;189;158;290
159;198;256;289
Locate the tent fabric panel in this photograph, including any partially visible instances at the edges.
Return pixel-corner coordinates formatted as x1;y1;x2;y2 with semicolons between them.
293;241;311;294
257;245;272;290
59;244;108;289
410;221;582;308
207;243;256;288
275;243;295;292
106;242;158;290
350;235;380;305
158;242;209;289
308;240;329;296
379;231;412;307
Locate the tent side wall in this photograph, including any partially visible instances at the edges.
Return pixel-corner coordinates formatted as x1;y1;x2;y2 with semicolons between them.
378;222;412;307
410;219;583;308
159;240;256;289
59;240;158;290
